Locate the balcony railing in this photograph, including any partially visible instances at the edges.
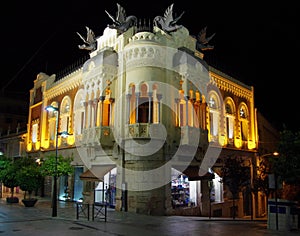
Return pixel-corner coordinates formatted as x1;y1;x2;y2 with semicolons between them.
81;127;114;147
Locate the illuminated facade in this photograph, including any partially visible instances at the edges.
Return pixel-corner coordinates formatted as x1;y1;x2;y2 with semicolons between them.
25;18;259;216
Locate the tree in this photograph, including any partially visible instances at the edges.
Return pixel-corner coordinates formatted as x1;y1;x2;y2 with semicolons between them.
252;158;270;196
40;154;74;177
274;128;300;202
0;155;21;202
16;157;43;200
220;156;250;219
39;153;74;201
252;156;272;216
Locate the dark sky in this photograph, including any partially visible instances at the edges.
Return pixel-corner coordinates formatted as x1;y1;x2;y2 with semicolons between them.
1;0;299;131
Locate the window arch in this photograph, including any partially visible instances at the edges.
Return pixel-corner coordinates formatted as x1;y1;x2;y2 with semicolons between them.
73;89;85;136
152;83;160;123
224;98;235;140
137;83;152;123
128;82;161;125
208;92;221;140
129;84;136;124
61;96;71;133
101;84;114;127
47;101;59;141
238;103;249;141
31;119;39;144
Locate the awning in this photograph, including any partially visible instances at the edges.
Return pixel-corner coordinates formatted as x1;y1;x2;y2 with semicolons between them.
183;166;214;181
79;169;99;181
80;164;116;182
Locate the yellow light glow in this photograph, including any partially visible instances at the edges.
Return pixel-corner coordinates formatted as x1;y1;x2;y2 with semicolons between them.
35;141;40;150
41;140;50;149
234;137;242;148
67;136;75;145
247;140;256;149
219;134;226;146
27;143;32;151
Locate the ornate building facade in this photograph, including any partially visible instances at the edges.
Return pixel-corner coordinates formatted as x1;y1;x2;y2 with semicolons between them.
24;5;260;217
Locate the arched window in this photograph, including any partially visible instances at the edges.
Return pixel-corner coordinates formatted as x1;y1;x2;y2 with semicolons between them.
31;119;39;143
102;93;113;127
152;83;160;124
47;101;59;141
224;98;235;140
128;83;160;124
178;93;187;127
208;92;220;140
239;103;249;141
129;85;136;124
61;96;71;133
73;89;85;136
137;83;152;123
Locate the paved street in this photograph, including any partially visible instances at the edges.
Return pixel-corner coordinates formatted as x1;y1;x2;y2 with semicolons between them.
0;196;299;236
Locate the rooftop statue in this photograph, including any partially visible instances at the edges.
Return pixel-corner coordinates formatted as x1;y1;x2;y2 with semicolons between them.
153;3;184;34
76;26;97;51
105;3;137;33
196;26;216;51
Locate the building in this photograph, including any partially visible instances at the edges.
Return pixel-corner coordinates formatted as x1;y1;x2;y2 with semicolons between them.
0;95;28;198
254;111;280;218
24;5;261;216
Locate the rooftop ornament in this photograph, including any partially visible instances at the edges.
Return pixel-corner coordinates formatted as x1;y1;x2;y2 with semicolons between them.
153;3;184;34
76;26;97;51
196;26;216;51
105;3;137;34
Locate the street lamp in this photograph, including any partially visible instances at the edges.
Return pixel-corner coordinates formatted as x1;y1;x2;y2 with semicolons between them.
45;104;59;217
260;152;279;230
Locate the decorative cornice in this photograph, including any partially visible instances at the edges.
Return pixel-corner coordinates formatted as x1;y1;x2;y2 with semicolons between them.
44;69;82;100
209;72;253;101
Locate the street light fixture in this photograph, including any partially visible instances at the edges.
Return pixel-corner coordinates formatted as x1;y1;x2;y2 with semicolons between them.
260;151;279;230
45;104;59;217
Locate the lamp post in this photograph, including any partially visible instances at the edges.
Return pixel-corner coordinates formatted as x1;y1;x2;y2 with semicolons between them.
45;104;59;217
261;152;279;230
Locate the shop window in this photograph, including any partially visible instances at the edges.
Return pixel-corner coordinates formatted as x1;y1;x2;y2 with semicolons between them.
171;174;190;208
212;173;223;202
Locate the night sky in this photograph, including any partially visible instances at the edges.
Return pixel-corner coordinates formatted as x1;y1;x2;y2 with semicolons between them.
1;0;299;131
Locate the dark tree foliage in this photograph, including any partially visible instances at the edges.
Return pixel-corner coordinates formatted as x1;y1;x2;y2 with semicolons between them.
16;157;43;199
40;154;74;177
220;156;250;219
0;155;22;199
252;157;270;197
275;128;300;201
221;156;250;198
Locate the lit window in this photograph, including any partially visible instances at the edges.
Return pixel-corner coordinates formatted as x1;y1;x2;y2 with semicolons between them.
32;123;38;143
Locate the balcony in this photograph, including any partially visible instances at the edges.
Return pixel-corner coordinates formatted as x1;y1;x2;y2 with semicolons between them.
125;123;208;148
125;123;165;139
81;127;115;147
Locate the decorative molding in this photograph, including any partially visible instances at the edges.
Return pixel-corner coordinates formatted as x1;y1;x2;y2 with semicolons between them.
44;69;82;99
210;73;253;100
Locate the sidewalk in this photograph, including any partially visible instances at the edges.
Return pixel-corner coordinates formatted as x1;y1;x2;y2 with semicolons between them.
1;196;299;236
